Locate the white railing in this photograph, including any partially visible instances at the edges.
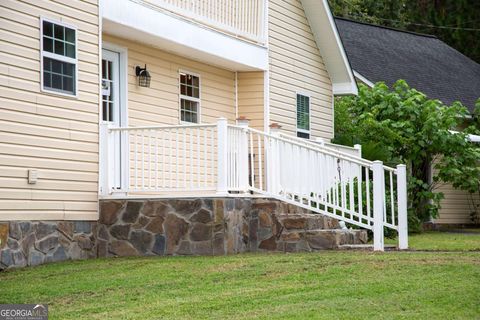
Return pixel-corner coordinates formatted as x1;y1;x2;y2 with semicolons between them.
101;119;408;251
104;123;218;193
278;132;363;158
144;0;266;43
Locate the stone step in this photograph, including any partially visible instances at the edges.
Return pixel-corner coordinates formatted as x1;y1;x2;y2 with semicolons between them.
274;213;342;231
338;244;373;250
264;228;368;252
338;244;398;251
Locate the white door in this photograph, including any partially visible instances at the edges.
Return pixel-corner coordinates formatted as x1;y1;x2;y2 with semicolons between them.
102;49;123;190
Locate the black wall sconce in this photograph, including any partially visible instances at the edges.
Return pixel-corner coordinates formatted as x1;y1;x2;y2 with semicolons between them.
135;64;151;87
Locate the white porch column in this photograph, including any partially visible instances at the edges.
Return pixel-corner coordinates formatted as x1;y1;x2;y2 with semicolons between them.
237;116;250;192
99;123;113;196
397;164;408;250
315;137;325;146
372;160;385;251
354;144;362;158
216;118;229;195
267;123;281;194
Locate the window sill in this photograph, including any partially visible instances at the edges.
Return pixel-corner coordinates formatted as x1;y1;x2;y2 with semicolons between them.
40;87;79;100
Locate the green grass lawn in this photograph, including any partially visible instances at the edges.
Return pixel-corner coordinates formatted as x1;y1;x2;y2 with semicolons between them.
1;233;479;319
385;230;480;251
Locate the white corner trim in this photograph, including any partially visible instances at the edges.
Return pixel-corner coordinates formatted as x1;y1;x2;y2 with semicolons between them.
235;71;238;120
264;70;270;132
353;70;374;88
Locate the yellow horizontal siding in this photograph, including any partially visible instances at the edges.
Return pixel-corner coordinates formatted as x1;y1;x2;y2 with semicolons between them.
435;182;479;224
0;0;100;220
268;0;333;140
103;34;236;127
237;71;264;130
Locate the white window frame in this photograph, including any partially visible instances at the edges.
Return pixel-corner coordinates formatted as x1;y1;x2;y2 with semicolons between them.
178;69;201;124
40;17;78;98
296;92;311;139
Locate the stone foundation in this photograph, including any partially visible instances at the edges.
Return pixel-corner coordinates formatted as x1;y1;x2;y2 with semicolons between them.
0;221;97;269
0;198;368;269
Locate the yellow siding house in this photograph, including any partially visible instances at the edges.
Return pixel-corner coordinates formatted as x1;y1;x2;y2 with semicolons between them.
1;0;410;268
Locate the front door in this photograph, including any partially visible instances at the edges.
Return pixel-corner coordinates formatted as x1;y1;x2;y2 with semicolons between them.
102;49;123;189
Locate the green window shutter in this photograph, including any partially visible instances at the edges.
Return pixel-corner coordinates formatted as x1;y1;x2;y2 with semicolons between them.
296;94;310;131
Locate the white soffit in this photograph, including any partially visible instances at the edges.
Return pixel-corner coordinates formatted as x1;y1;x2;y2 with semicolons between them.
101;0;268;71
301;0;358;95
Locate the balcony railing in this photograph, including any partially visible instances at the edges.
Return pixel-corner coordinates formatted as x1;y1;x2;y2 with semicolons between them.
143;0;266;43
100;119;408;251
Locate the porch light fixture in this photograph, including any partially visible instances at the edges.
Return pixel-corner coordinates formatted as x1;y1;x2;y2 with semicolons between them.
135;64;151;87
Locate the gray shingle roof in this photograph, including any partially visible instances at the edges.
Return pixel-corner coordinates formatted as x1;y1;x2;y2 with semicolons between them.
335;17;480;112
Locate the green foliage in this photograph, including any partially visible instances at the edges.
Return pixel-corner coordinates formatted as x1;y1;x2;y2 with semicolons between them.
328;0;480;63
334;80;480;229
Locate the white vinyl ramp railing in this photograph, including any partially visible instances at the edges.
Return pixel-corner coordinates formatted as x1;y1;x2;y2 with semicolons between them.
101;118;408;251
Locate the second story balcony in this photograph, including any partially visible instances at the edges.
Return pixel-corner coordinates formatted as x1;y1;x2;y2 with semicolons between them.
101;0;268;71
144;0;267;44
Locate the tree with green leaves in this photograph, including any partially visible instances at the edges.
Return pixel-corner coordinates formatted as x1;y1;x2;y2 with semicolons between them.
334;80;480;230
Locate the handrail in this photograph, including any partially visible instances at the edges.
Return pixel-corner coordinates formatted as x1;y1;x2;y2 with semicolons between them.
230;124;378;168
110;125;394;171
109;123;216;131
277;131;397;173
279;132;365;159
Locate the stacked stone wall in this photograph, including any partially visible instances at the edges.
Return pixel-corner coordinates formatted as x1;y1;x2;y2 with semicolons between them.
0;198;367;269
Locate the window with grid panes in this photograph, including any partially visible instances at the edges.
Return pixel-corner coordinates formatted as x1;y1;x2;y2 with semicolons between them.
296;94;310;139
102;59;113;122
180;72;200;123
41;19;77;95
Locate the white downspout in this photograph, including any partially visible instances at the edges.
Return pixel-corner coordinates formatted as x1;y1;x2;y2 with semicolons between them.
235;71;238;121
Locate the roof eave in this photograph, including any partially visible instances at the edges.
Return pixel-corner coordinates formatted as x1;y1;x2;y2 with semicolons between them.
353;70;374;88
332;82;359;95
301;0;358;96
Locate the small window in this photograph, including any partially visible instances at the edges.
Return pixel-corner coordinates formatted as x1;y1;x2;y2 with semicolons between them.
180;72;200;123
296;94;310;139
41;19;77;96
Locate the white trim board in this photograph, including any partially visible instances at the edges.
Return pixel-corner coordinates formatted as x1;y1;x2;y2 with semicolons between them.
353;70;374;88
